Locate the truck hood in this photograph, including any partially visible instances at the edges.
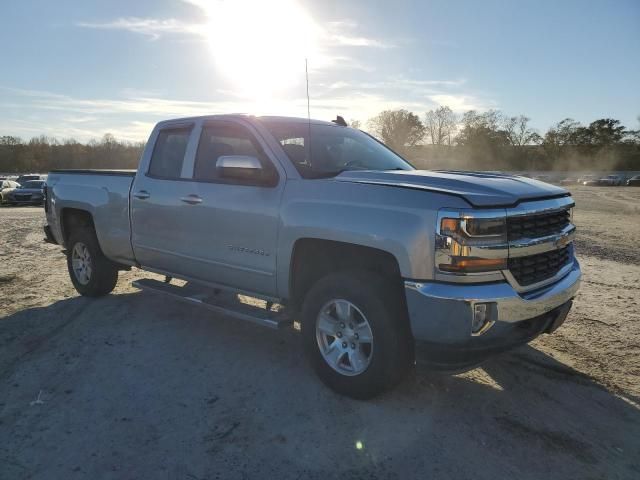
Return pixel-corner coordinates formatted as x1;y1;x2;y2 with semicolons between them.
334;170;568;208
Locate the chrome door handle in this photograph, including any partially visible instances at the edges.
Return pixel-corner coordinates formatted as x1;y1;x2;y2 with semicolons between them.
180;195;202;205
133;190;150;200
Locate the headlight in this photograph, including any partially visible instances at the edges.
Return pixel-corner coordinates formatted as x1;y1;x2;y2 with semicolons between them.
436;214;507;274
440;217;507;242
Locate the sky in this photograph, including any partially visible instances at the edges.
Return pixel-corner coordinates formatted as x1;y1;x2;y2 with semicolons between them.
1;0;639;142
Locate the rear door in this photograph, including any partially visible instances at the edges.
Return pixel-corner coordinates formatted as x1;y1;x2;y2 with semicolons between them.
172;119;285;296
130;123;201;274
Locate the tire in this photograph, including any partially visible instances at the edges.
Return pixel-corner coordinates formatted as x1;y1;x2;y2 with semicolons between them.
66;227;118;297
301;270;412;399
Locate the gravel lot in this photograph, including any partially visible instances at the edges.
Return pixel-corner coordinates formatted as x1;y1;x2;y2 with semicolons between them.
0;186;639;479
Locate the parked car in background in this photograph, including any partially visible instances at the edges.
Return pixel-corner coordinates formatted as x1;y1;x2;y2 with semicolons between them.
15;174;46;185
598;174;624;186
627;175;640;186
0;179;21;203
4;179;46;205
576;175;599;186
560;177;575;186
534;175;552;184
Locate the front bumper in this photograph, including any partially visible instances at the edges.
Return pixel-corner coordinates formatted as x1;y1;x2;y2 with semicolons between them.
404;260;581;366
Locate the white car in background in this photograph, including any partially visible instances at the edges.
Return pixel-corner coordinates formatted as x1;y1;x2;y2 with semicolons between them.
0;179;21;204
578;175;599;186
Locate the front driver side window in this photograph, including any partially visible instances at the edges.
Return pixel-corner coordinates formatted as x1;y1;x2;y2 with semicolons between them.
194;122;276;185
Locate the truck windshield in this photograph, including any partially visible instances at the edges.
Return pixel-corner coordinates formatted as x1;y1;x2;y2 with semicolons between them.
260;120;414;178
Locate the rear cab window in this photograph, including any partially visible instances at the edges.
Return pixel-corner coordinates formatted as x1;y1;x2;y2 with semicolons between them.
148;127;192;179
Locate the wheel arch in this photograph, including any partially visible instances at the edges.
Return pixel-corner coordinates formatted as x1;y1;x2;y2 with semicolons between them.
61;208;95;246
287;238;404;312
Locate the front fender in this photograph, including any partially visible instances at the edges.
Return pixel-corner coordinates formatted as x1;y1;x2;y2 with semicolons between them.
276;179;469;298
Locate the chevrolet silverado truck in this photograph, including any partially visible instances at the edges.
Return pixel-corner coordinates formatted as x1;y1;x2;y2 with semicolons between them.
44;114;581;398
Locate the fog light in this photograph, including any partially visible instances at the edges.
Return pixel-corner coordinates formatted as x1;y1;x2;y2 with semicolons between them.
472;302;496;336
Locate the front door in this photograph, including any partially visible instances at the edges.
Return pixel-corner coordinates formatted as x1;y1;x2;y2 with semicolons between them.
134;119;284;297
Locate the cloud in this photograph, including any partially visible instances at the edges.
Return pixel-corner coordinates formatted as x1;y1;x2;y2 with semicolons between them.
0;86;243;141
76;17;204;40
0;116;153;143
328;35;390;48
428;94;493;113
76;3;389;50
315;77;467;96
390;76;467;88
324;21;392;48
0;72;495;141
309;76;485;118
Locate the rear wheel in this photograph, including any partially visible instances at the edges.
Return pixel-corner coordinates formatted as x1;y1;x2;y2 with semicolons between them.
66;227;118;297
301;270;412;399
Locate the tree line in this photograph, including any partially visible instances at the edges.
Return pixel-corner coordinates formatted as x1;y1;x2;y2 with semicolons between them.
364;108;640;171
0;134;144;173
1;107;639;173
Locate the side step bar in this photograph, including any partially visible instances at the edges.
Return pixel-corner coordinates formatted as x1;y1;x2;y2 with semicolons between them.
132;278;292;330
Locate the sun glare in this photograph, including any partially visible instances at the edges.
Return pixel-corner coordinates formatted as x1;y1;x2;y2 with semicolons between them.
202;0;319;98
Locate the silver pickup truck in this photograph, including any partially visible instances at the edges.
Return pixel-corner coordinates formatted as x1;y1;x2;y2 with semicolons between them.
44;114;581;398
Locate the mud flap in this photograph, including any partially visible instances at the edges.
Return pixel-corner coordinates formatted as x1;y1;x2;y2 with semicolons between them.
43;225;57;245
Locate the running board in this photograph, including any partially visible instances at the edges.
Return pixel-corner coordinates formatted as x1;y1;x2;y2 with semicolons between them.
132;278;292;329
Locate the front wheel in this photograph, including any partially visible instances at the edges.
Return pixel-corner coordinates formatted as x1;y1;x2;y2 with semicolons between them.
66;227;118;297
301;271;412;399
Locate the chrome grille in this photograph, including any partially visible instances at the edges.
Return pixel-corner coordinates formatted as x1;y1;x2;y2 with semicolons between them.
508;245;571;287
507;209;571;240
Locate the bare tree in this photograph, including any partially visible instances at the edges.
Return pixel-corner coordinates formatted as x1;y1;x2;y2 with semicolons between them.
367;110;425;151
503;115;541;147
349;119;362;129
424;106;457;145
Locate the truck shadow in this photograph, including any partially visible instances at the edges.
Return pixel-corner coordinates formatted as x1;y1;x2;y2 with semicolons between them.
1;291;639;478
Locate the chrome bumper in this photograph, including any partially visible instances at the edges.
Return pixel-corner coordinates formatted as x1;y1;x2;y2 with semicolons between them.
404;259;581;344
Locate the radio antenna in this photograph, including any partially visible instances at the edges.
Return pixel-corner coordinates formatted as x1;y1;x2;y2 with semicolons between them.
305;58;311;122
305;58;312;166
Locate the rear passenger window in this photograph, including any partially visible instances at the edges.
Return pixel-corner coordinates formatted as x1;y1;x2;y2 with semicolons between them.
148;127;192;179
194;123;272;183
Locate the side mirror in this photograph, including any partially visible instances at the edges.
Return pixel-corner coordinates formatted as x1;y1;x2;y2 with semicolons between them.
216;155;264;181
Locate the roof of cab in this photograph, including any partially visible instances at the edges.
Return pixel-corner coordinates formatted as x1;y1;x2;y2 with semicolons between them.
155;114;339;128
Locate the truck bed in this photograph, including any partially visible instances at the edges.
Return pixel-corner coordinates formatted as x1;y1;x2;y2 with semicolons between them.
49;169;136;176
46;169;136;265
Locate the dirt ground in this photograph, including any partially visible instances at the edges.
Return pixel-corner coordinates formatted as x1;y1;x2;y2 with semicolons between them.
0;186;639;479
